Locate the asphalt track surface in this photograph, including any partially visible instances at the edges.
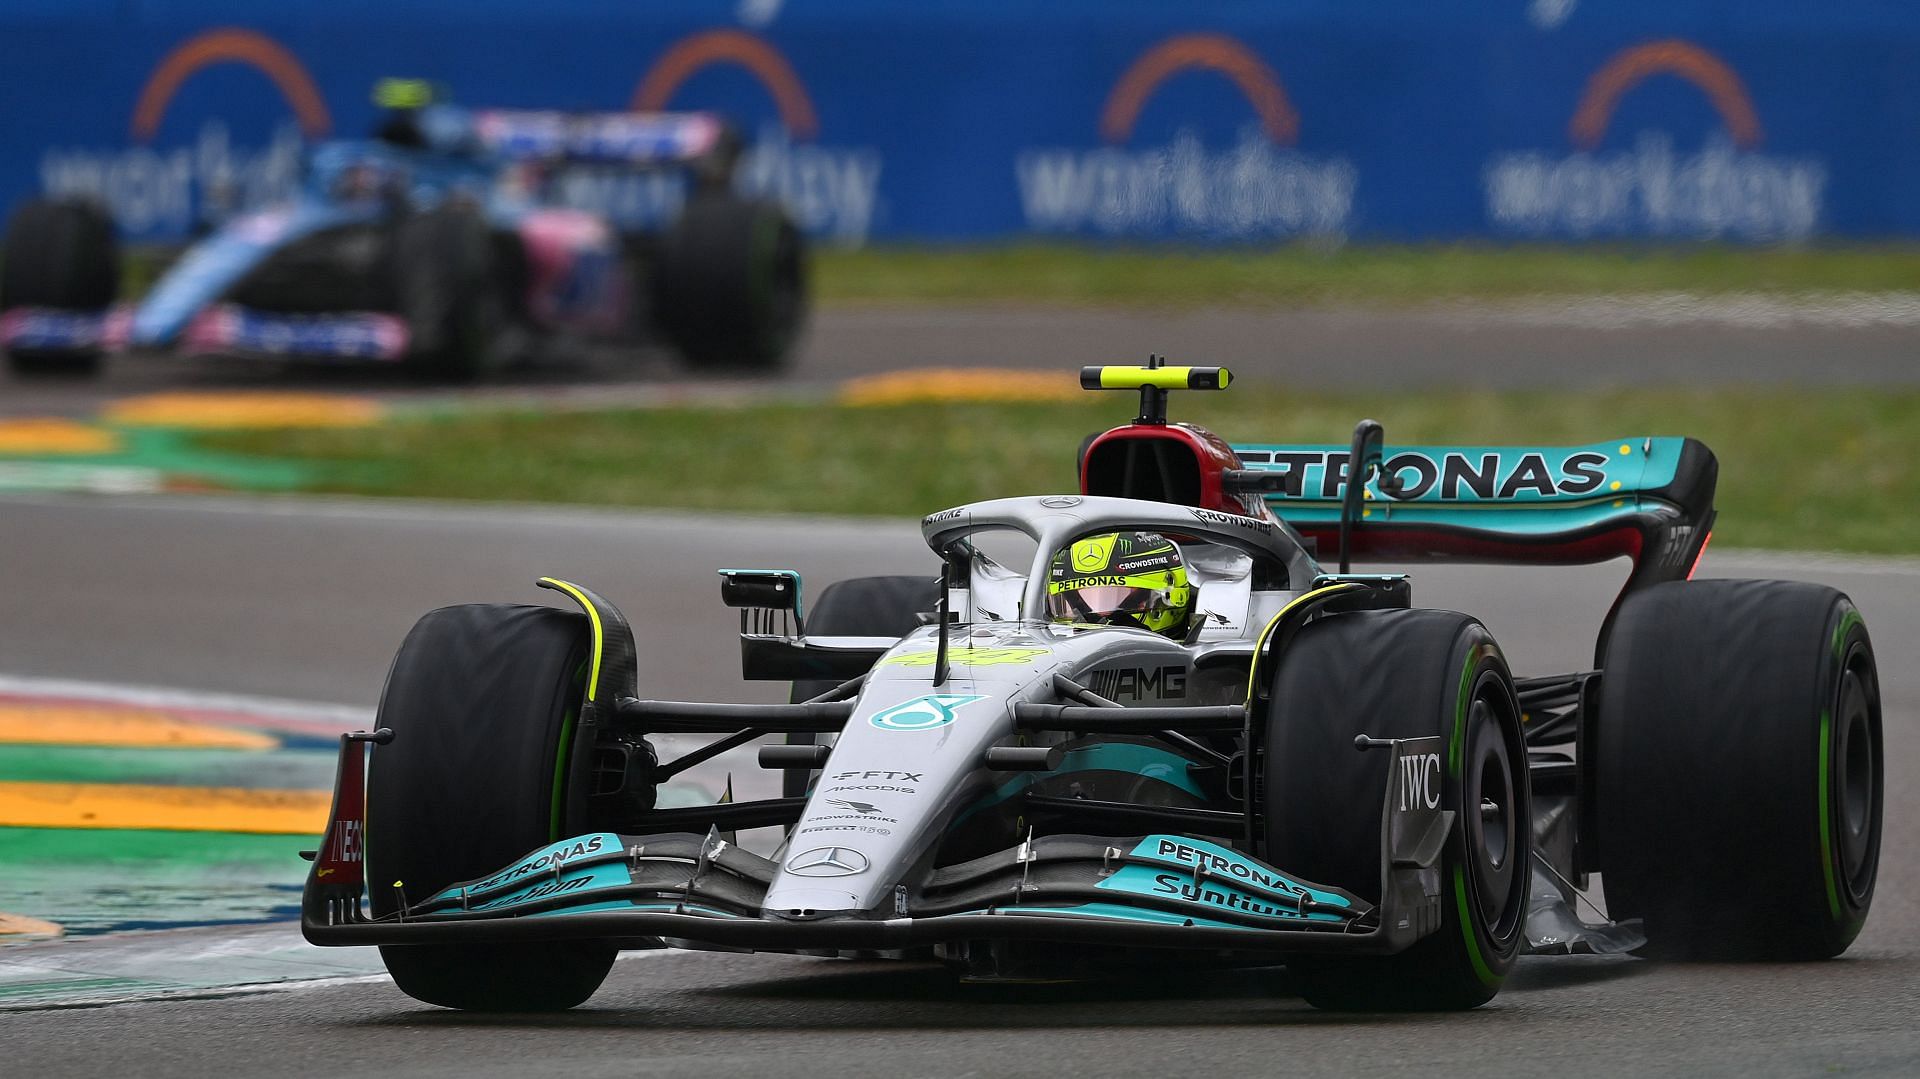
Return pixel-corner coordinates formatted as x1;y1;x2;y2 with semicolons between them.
0;495;1915;1077
4;297;1920;419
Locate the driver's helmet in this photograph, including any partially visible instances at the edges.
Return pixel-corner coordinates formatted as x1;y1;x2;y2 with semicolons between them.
1046;531;1194;638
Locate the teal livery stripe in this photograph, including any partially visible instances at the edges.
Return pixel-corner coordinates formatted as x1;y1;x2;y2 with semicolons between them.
955;742;1208;824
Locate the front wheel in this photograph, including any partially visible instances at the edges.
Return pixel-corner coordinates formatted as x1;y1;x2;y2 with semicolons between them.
366;603;615;1010
1263;609;1530;1011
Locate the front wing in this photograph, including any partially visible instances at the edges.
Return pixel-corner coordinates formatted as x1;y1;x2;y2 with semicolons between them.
302;733;1452;957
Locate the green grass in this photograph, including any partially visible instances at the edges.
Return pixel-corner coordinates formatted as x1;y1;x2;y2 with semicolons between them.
814;243;1920;307
102;241;1920;308
196;387;1920;554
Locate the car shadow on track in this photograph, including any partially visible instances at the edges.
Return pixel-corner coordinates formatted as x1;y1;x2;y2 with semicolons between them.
344;953;1658;1032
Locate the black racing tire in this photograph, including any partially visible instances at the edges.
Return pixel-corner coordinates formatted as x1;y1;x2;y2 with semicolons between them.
1264;609;1530;1011
653;192;806;371
787;575;939;796
1595;579;1881;960
366;603;615;1011
393;205;507;382
1;198;118;378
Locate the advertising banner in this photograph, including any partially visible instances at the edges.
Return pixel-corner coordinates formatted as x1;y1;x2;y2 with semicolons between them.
2;1;1914;245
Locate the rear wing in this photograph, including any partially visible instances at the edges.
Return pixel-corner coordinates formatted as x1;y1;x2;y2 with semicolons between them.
1069;364;1716;662
1228;437;1716;576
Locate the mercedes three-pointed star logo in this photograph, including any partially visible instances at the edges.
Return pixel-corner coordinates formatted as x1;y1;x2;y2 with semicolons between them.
785;846;871;877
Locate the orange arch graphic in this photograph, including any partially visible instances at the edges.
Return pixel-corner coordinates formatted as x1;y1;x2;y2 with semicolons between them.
132;28;331;142
1100;33;1299;145
1569;39;1762;150
632;29;819;140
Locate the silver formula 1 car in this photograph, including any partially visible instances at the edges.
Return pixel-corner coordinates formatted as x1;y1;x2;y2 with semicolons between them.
302;363;1882;1012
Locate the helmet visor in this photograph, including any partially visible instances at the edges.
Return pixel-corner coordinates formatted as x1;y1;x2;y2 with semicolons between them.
1046;585;1163;624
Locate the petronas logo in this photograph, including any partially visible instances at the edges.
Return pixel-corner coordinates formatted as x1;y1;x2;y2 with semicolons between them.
869;694;986;732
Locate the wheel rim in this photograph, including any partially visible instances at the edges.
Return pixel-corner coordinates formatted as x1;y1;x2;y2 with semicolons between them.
1833;659;1879;901
1464;694;1520;933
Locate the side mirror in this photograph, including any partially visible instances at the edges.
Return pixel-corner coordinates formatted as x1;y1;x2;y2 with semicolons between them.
718;569;804;635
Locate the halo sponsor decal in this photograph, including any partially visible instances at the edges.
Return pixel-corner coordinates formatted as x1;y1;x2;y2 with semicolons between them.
1190;506;1275;534
923;507;966;526
883;646;1050;668
869;694;985;731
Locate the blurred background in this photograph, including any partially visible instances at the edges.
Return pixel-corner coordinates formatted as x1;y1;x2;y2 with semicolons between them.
3;0;1912;245
0;0;1916;1022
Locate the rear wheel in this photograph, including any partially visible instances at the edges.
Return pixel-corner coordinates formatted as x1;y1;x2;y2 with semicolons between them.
653;192;806;371
1264;609;1530;1011
1;198;118;378
366;603;615;1010
1595;579;1881;959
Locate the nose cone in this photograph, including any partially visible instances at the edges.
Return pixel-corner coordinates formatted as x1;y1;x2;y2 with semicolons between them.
766;844;873;915
764;885;867;918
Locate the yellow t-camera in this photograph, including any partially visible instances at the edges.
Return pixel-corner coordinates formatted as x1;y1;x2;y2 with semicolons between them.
1079;365;1233;391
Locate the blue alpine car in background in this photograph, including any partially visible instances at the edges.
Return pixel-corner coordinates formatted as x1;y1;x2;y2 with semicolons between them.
0;85;807;380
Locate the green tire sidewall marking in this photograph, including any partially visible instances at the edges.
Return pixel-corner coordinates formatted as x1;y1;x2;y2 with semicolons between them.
1817;707;1840;922
1452;638;1503;989
539;578;606;840
1449;646;1475;777
549;657;591;842
1452;865;1498;989
1831;609;1862;662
